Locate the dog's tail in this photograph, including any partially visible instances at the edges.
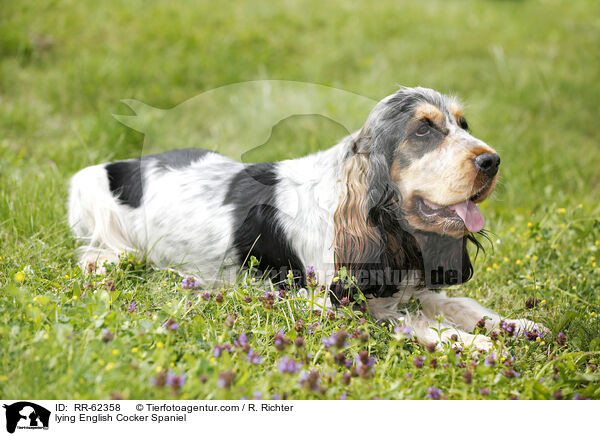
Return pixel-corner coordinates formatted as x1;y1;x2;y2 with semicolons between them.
68;164;134;270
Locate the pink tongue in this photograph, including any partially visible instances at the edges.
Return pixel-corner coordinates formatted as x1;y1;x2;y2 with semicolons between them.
449;200;485;232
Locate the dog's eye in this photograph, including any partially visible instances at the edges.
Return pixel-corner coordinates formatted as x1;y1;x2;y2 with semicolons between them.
458;117;469;131
415;124;430;137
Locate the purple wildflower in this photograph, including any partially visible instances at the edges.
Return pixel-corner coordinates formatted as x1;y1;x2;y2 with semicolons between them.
164;318;179;331
502;368;520;378
484;354;496;368
322;330;348;349
101;328;114;342
427;387;442;400
234;332;248;347
504;356;515;367
127;300;136;313
278;357;302;374
261;292;275;310
338;394;348;400
394;325;413;338
413;356;425;368
525;297;539;309
479;388;490;396
201;292;211;301
253;391;262;400
166;371;186;389
150;371;167;387
322;336;335;347
453;345;463;357
524;329;542;341
273;330;290;351
356;350;376;378
463;370;473;384
299;371;320;391
181;276;200;290
306;266;316;285
499;320;516;337
247;349;263;364
307;322;320;334
213;344;232;357
557;332;567;346
217;370;234;389
334;352;346;366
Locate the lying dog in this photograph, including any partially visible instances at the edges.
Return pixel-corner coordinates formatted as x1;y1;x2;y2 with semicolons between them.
68;86;544;350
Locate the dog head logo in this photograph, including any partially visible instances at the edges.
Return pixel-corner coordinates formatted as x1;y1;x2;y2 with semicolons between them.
2;402;50;433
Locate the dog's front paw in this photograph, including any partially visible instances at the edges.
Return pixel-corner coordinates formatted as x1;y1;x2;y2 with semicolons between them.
468;335;494;353
450;333;493;354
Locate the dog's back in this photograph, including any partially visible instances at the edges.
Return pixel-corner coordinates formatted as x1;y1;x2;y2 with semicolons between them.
68;149;243;280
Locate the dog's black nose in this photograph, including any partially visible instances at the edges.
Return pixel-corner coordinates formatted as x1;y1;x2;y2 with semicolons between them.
473;153;500;177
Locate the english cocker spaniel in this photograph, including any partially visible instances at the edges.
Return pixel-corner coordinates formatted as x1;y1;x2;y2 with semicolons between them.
68;86;544;350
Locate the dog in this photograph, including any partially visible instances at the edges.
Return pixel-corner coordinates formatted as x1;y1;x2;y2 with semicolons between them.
68;86;544;350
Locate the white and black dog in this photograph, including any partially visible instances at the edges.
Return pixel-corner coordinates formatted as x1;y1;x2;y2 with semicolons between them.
68;86;544;350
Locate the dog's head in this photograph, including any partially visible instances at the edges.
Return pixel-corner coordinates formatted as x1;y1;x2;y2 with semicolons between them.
332;87;498;301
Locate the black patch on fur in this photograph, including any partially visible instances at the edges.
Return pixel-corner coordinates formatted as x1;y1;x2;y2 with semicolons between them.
105;160;144;208
224;162;305;285
413;232;473;289
405;118;447;158
105;148;212;208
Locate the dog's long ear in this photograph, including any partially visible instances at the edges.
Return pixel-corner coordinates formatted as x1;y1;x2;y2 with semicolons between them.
412;232;473;289
331;130;422;304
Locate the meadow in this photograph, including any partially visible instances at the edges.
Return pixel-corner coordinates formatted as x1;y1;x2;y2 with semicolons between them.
1;0;599;400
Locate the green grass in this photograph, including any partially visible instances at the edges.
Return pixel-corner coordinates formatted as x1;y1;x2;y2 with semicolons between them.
1;0;600;400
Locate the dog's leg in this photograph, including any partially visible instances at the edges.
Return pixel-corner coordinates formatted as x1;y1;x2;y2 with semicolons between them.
77;247;120;276
367;294;492;351
412;289;547;335
69;164;135;274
